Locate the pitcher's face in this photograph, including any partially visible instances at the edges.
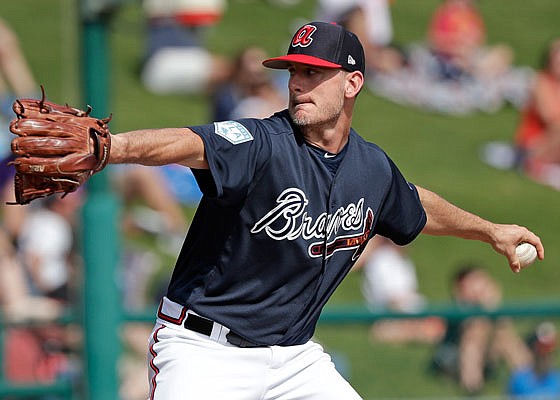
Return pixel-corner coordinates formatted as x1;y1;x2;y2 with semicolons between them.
287;63;346;128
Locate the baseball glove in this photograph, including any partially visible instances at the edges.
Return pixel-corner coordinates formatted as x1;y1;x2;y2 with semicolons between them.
9;87;112;205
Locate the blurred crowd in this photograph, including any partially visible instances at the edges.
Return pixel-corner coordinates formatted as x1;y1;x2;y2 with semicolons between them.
481;38;560;192
1;0;559;399
318;0;533;115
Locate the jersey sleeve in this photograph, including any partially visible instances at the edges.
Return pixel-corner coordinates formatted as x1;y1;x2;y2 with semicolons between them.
375;157;427;245
189;119;271;205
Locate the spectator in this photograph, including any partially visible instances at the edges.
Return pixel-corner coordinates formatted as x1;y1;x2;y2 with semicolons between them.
427;0;509;83
212;45;287;121
110;162;191;312
508;321;560;398
113;165;188;236
359;236;425;312
514;38;560;190
315;0;405;75
355;236;445;344
17;195;83;303
480;38;560;189
0;228;62;322
430;265;532;395
140;0;232;95
370;0;534;115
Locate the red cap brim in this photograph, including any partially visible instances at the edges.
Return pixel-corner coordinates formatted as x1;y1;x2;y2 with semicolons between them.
262;54;342;70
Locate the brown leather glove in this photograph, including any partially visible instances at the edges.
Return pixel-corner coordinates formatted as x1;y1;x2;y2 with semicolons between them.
9;87;111;205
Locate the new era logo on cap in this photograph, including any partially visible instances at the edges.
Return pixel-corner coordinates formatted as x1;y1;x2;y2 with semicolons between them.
263;21;365;75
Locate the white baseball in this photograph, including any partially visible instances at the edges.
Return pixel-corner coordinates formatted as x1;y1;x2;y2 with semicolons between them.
515;242;537;268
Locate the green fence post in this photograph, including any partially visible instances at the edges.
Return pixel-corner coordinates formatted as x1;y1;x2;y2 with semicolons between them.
0;316;4;383
80;5;121;399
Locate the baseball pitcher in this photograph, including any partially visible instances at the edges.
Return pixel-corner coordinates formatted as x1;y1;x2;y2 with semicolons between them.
9;21;544;399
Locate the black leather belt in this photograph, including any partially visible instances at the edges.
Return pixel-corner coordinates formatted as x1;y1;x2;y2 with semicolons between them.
183;313;264;348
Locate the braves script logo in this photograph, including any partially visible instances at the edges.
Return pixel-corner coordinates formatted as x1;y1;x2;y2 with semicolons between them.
292;24;317;48
251;188;374;259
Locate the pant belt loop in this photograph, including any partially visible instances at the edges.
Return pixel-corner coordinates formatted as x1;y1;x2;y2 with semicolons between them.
209;320;225;341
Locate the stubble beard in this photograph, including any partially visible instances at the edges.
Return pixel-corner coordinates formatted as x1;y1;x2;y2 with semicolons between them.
289;97;344;129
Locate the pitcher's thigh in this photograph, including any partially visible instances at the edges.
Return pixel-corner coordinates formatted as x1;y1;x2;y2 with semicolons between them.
148;325;264;400
266;342;362;400
299;358;362;400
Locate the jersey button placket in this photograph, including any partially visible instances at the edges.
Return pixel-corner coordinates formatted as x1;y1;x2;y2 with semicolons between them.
328;181;336;211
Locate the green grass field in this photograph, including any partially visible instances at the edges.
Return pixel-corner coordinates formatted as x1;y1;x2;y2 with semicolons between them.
3;0;560;398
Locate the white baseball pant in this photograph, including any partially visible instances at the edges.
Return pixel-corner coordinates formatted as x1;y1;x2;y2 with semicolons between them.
148;297;362;399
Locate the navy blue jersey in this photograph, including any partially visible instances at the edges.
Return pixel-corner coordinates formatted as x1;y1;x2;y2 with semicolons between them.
166;110;426;346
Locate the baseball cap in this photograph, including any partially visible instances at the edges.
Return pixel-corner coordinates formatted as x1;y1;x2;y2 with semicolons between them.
263;21;365;75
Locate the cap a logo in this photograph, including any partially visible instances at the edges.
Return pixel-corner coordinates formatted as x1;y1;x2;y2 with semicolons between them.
292;24;317;48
